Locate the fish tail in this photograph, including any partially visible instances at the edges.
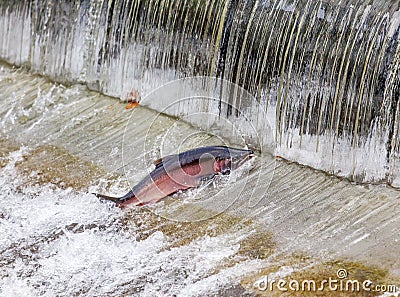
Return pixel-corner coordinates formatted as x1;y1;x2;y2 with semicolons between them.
93;192;122;204
92;191;142;208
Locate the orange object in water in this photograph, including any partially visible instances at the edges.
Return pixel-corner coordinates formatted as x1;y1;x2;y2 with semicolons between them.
124;89;140;109
125;101;139;109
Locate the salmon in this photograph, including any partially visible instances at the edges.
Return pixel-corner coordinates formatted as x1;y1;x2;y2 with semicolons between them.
94;146;254;208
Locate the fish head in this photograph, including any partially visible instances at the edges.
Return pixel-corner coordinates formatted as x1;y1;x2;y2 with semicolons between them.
212;147;254;174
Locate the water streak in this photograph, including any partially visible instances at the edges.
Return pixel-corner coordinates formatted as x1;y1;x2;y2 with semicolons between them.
0;0;399;185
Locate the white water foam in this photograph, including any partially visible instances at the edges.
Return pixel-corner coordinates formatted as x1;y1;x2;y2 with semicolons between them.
0;147;262;296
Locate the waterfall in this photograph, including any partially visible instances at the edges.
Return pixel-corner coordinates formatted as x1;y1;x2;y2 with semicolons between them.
0;0;399;187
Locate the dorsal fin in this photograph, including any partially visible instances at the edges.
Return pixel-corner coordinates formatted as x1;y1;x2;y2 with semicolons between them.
153;154;178;168
153;158;163;167
153;148;219;169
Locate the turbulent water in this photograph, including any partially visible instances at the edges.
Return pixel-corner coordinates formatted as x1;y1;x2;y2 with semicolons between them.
0;0;400;296
0;149;268;296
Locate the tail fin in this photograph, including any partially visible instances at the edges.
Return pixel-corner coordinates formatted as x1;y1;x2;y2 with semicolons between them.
93;193;122;204
92;192;143;208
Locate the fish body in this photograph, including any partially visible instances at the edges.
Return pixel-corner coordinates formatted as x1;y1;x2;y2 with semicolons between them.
94;146;254;208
